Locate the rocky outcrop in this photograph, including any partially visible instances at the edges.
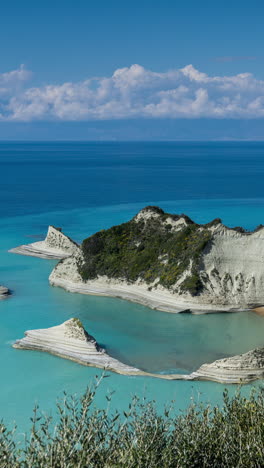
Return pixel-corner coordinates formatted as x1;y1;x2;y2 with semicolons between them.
9;226;80;260
13;319;264;384
13;318;148;376
49;206;264;312
0;285;10;299
192;348;264;383
49;272;209;313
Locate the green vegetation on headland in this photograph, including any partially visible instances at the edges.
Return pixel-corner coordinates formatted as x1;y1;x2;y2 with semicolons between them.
79;206;213;295
2;380;264;467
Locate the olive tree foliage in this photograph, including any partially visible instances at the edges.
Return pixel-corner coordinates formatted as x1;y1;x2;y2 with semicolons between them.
1;377;264;467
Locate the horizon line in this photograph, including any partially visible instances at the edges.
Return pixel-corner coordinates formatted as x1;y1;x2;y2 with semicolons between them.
0;139;264;143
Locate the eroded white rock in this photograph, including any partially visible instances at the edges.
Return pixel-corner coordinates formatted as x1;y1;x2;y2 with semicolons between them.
49;207;264;312
13;318;145;375
13;318;264;384
9;226;80;259
192;348;264;383
0;285;10;299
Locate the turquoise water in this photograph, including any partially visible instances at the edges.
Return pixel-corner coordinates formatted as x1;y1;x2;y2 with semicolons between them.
1;142;264;431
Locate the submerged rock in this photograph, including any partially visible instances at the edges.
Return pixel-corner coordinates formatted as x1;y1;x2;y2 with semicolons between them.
9;226;80;259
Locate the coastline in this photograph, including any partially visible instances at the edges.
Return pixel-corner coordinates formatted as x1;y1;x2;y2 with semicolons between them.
49;275;247;314
13;319;191;380
9;226;80;260
48;205;264;314
14;318;264;384
8;241;73;260
252;307;264;316
4;141;264;431
14;345;190;380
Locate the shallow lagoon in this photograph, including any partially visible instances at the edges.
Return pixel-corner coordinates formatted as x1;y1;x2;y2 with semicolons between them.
1;142;264;431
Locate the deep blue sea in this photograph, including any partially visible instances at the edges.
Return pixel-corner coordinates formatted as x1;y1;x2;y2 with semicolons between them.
1;141;264;431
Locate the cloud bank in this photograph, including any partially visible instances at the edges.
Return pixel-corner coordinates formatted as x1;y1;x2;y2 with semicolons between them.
1;64;264;121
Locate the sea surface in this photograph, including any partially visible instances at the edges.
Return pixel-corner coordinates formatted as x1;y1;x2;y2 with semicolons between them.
1;141;264;431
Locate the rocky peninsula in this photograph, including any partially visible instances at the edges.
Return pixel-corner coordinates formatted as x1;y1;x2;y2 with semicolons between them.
192;348;264;383
13;318;264;383
9;226;80;259
49;206;264;313
12;318;175;378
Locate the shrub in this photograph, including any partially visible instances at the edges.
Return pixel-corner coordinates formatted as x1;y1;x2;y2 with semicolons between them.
1;379;264;467
80;211;212;295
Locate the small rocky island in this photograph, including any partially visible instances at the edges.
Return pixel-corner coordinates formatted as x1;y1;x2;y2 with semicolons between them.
9;225;79;259
0;285;10;299
49;206;264;313
13;318;264;383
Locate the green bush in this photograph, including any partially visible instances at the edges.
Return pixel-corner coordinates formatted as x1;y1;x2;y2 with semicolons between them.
80;208;212;296
1;379;264;467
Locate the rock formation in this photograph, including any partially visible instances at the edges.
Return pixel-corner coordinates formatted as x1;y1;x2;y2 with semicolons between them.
0;285;10;299
9;226;80;259
13;318;264;383
13;318;146;376
49;206;264;312
192;348;264;383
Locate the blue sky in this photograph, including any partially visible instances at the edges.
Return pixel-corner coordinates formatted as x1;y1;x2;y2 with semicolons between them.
1;0;264;140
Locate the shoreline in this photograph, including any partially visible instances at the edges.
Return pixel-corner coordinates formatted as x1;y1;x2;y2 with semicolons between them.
13;319;264;384
49;275;248;314
252;307;264;316
14;344;191;380
9;226;80;260
12;319;191;381
9;241;72;260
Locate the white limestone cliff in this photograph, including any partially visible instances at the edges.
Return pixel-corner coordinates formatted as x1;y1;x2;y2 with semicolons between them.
13;318;145;375
9;226;80;259
198;224;264;309
49;207;264;312
192;348;264;383
13;318;264;383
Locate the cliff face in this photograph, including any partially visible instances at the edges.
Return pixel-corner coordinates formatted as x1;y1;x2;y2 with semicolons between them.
49;206;264;311
13;318;144;375
199;226;264;307
9;226;80;259
193;348;264;383
45;226;80;256
44;226;79;255
13;318;264;383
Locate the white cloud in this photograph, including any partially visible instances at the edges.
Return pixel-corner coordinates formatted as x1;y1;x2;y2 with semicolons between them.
0;64;30;86
2;63;264;121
